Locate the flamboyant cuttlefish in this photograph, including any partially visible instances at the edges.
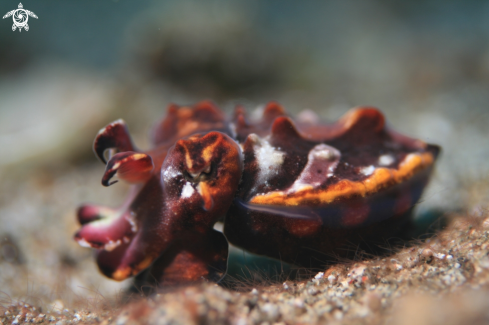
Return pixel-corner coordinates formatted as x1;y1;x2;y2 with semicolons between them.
75;101;439;286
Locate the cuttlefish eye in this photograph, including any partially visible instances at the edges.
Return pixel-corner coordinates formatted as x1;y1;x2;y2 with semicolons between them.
184;162;214;183
161;131;243;214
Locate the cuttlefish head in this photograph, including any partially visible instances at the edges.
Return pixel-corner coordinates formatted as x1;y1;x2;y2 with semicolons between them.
137;131;242;285
161;131;243;231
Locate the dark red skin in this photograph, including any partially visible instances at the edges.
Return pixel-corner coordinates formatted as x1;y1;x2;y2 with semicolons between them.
75;101;440;286
224;168;433;268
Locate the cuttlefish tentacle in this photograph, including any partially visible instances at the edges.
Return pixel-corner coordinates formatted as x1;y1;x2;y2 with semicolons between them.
93;119;136;164
101;151;154;187
74;205;136;251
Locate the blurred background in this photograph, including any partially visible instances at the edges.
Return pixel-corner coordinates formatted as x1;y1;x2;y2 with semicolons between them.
1;0;489;309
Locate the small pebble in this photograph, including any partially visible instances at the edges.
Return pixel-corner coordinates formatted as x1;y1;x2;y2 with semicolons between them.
482;218;489;228
434;253;446;260
333;310;343;320
293;298;304;308
422;248;433;257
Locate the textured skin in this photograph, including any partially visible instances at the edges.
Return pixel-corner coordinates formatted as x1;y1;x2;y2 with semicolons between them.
75;101;440;285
